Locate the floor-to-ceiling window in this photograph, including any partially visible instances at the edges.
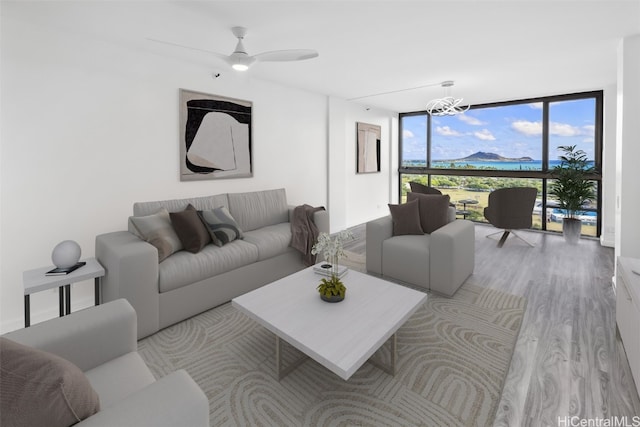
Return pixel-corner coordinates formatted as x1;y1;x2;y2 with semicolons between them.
399;91;603;237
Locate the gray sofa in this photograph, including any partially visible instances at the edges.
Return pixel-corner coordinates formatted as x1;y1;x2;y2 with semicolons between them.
96;189;329;339
366;206;475;296
2;299;208;426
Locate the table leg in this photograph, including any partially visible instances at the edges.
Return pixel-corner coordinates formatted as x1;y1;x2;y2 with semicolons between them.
59;287;64;317
94;277;100;305
65;284;71;315
275;336;308;381
24;295;30;327
369;333;397;376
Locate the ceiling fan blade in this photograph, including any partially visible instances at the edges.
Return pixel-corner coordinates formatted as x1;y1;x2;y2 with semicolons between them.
146;38;228;60
253;49;319;62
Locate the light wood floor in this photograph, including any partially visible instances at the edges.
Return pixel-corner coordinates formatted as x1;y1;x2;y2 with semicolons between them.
343;223;640;426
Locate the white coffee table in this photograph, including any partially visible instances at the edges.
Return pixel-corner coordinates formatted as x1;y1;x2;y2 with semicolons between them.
232;266;427;381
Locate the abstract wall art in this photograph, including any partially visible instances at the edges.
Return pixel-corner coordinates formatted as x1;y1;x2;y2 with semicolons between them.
356;122;381;173
179;89;252;181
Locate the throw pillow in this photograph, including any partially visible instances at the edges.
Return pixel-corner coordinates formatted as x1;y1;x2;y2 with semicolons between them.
388;199;424;236
130;208;183;262
0;337;101;427
407;192;451;234
170;204;211;253
198;206;244;246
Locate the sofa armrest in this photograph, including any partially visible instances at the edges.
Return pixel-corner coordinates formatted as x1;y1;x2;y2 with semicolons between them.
96;231;160;339
366;216;393;275
430;219;475;296
313;209;330;234
76;370;209;427
3;299;136;372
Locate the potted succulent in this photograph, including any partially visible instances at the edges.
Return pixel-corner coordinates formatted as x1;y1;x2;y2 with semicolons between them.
549;145;595;244
311;230;353;302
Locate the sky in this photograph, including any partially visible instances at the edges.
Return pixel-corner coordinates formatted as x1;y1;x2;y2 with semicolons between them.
402;97;596;162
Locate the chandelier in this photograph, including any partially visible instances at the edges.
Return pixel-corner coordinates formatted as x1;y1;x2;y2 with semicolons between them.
425;81;470;116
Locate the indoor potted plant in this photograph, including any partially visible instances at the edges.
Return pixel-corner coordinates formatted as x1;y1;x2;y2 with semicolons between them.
311;230;353;302
549;145;595;244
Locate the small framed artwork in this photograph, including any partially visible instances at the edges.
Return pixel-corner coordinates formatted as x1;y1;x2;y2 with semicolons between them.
179;89;252;181
356;122;381;173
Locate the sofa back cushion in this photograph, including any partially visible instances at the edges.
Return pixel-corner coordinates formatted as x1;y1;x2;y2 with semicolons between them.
133;194;229;217
227;189;288;232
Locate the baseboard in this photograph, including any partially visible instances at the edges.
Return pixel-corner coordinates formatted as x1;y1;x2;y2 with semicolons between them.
1;295;95;334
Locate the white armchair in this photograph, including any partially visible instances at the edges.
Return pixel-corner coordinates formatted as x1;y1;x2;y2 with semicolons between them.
366;207;475;296
2;299;209;427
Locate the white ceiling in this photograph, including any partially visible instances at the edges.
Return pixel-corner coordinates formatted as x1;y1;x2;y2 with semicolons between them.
10;0;640;112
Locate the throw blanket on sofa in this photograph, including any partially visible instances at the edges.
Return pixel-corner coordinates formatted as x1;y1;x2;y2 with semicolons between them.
290;204;325;266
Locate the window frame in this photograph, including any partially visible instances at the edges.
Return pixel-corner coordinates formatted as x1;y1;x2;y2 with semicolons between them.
399;90;604;236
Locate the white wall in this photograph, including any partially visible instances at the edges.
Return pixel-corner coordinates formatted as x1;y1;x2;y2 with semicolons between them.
615;34;640;265
327;97;398;232
0;5;328;332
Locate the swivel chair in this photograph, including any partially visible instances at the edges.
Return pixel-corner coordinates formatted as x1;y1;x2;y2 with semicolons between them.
484;187;537;248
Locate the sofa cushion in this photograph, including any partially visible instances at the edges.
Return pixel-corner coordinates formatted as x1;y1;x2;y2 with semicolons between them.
0;337;101;427
129;208;183;262
227;188;288;232
388;199;424;236
158;240;260;293
170;204;211;253
198;206;244;246
407;192;451;234
382;234;431;288
243;222;294;261
84;352;155;410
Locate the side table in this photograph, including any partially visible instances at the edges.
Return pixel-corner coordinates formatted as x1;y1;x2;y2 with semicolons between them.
23;257;105;327
457;199;479;219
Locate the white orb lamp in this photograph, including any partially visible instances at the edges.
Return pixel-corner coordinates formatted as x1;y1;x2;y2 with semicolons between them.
52;240;81;268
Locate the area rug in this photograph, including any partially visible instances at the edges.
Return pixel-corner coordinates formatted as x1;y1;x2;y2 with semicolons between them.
138;258;526;427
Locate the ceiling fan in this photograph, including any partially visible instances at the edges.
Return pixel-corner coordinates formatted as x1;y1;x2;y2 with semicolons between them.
150;26;319;71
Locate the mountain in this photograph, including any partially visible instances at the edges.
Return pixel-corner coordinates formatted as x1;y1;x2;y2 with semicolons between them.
449;151;534;162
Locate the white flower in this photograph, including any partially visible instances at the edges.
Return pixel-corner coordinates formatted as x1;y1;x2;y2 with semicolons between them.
311;230;354;264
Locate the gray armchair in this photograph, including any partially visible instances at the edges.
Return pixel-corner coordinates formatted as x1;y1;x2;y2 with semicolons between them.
366;206;475;297
483;187;538;247
2;299;209;427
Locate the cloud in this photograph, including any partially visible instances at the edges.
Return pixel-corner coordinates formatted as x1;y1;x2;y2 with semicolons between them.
435;126;463;137
474;129;496;141
549;122;581;137
512;120;590;138
402;129;415;138
528;102;543;109
512;120;542;136
457;115;485;126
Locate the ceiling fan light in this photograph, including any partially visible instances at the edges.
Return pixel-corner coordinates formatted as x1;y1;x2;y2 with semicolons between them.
232;63;250;71
228;52;255;71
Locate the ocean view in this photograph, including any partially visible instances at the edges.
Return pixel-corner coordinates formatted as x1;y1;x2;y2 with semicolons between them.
403;159;595;171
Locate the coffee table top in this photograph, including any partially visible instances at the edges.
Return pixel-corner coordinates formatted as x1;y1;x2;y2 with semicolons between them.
232;267;427;380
